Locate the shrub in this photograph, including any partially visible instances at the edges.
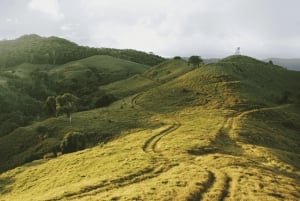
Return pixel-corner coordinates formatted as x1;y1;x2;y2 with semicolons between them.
60;131;86;154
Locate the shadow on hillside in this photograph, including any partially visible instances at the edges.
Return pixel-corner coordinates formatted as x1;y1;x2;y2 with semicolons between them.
211;128;244;155
188;128;244;156
0;176;15;194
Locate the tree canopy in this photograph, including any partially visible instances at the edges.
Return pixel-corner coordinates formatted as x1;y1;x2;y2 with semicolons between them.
56;93;78;123
188;55;203;67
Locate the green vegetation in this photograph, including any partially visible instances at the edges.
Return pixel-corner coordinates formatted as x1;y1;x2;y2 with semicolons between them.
0;36;299;201
0;54;148;138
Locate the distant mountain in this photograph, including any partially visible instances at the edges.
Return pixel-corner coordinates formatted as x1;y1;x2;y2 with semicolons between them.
181;57;220;64
0;34;165;67
265;58;300;71
203;58;220;64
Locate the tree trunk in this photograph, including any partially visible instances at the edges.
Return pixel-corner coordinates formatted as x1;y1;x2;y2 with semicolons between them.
69;112;72;124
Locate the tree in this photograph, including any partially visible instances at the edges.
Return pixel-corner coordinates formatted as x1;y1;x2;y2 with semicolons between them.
188;56;203;67
45;96;56;117
56;93;78;123
268;60;273;65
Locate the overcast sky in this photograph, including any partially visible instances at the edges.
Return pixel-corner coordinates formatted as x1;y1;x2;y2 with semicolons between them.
1;0;300;58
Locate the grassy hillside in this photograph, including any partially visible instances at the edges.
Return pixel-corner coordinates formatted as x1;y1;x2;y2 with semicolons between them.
0;34;165;68
0;55;300;200
100;59;193;98
139;55;300;112
0;58;187;173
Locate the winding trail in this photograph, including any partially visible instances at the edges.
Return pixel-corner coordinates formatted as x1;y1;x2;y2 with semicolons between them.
142;119;181;153
131;93;182;154
232;104;292;132
205;104;293;156
185;104;293;201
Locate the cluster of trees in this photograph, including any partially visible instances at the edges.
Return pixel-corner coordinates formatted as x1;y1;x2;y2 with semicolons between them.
45;93;78;123
173;55;203;66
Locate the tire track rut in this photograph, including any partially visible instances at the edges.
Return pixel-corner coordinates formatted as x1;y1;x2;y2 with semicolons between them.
186;171;216;201
131;93;181;154
199;171;232;201
142;119;181;153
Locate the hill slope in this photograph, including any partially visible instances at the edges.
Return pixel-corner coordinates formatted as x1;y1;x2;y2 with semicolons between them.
0;55;300;201
49;55;148;95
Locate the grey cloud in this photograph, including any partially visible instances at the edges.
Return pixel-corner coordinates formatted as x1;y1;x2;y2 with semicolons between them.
1;0;300;58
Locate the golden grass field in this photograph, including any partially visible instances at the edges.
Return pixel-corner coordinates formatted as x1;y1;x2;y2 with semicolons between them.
0;56;299;200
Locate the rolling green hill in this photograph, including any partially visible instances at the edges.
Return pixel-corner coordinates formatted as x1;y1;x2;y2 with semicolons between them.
0;34;165;68
0;55;300;200
100;59;192;98
48;55;148;100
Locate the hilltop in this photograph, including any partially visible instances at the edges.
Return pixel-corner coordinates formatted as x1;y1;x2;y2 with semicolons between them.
0;34;165;68
0;55;299;200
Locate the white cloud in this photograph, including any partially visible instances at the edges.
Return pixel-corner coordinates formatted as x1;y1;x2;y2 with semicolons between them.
28;0;64;20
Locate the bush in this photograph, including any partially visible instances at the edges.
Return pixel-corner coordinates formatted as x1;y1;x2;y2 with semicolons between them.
60;131;86;154
95;94;117;108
